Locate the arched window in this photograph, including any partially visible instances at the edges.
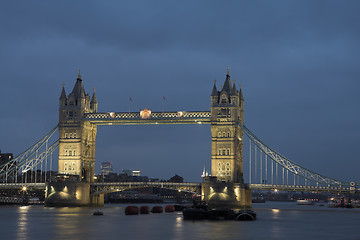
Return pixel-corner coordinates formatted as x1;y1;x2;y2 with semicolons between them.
222;132;226;137
218;150;221;155
69;150;72;156
218;132;221;137
73;133;77;138
65;133;68;138
227;132;230;138
222;149;226;155
227;149;230;155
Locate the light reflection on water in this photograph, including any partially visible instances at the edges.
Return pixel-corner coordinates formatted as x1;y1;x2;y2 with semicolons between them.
3;202;360;240
17;206;29;240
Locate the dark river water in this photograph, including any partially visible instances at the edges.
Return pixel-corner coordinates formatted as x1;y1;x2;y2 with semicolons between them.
1;202;360;240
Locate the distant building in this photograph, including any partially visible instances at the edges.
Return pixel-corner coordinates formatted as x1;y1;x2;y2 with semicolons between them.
121;169;141;176
169;174;184;183
100;162;113;176
122;169;132;176
0;150;13;166
132;170;141;176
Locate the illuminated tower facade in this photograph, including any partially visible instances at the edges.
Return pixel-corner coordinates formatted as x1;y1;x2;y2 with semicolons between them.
210;67;244;183
58;72;98;182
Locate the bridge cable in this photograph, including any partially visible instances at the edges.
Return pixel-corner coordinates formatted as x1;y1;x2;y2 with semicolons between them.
239;124;348;186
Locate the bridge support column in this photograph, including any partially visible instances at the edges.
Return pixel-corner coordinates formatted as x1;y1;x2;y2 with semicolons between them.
90;194;104;206
45;181;92;207
201;177;252;208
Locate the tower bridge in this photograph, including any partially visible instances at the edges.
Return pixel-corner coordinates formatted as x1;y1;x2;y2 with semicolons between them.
0;68;356;207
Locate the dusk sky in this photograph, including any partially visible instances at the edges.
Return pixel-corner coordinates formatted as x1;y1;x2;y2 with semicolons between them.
1;1;359;183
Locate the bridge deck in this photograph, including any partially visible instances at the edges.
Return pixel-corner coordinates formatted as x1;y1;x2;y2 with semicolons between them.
0;182;356;194
0;183;45;189
248;184;355;193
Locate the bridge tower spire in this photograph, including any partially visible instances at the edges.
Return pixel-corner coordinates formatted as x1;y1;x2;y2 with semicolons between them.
58;73;98;183
210;67;244;183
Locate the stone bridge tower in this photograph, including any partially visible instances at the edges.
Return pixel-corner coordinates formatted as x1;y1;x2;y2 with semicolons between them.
210;67;244;183
58;72;98;183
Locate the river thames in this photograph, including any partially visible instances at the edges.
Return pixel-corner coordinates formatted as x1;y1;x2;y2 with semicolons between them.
1;202;359;240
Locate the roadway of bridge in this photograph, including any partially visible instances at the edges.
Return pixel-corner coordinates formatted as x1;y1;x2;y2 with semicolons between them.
247;184;356;193
0;182;357;194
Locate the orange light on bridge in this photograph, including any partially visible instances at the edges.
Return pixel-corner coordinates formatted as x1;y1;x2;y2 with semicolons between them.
177;111;183;117
140;108;151;119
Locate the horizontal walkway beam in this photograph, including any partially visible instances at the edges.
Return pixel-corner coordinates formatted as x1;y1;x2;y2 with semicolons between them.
83;111;211;125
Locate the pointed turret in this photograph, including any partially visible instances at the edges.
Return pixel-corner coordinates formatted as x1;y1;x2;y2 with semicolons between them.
231;78;237;95
59;83;67;108
211;80;218;96
239;84;244;101
90;88;98;112
71;70;86;99
221;66;232;93
91;88;97;104
59;83;67;100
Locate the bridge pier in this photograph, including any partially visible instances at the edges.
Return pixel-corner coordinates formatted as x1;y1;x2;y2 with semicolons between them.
45;180;97;207
201;177;252;208
90;193;104;206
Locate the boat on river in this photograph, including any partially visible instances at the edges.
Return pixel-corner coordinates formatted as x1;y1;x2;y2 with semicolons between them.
297;199;314;205
182;201;256;221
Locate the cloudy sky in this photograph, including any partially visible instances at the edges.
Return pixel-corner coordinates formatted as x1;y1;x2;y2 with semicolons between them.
1;0;359;183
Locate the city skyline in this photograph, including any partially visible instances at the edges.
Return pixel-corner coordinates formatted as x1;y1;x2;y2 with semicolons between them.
1;1;359;182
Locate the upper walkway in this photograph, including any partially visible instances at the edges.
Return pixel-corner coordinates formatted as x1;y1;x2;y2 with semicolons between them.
83;111;211;125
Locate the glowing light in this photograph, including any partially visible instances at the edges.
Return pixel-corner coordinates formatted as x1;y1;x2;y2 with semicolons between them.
197;121;202;124
140;108;151;119
22;186;27;191
238;137;242;141
109;112;115;118
177;111;183;117
272;209;280;213
19;206;29;210
274;189;278;193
